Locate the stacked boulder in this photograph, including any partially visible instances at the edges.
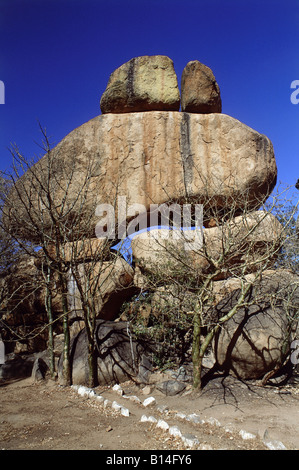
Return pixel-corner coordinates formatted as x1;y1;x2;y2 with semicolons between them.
7;56;277;240
131;210;284;281
100;55;180;113
180;60;222;113
4;55;298;383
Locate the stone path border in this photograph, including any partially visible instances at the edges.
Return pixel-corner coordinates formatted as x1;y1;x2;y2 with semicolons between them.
71;384;287;450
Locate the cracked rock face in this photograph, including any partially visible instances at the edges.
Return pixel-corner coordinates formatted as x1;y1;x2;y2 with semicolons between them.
8;111;277;241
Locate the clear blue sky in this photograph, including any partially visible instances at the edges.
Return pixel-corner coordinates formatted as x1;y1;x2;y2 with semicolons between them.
0;0;298;193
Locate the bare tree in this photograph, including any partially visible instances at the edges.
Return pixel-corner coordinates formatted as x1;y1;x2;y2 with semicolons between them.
265;184;299;272
0;126;132;386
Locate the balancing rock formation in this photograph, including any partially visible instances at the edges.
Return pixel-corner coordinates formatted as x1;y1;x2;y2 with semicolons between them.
5;55;294;384
8;55;277;241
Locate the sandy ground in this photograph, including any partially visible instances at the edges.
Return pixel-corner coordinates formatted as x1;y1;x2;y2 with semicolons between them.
1;373;299;452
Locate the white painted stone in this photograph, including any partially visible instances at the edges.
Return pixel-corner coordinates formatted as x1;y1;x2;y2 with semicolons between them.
77;386;90;397
181;433;199;448
120;407;130;417
264;440;287;450
156;419;169;431
127;395;142;404
205;417;221;426
147;416;158;423
187;413;202;424
169;426;182;438
112;401;122;411
143;396;156;407
112;384;124;395
239;429;256;440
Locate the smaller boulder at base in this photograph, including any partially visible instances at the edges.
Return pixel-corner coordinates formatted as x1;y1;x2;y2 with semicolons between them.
213;270;299;380
58;320;153;386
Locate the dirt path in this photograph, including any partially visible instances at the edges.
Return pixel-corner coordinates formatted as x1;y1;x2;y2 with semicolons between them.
1;375;299;451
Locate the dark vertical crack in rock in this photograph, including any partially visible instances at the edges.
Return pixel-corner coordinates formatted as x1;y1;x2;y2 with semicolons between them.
127;58;136;106
180;112;193;198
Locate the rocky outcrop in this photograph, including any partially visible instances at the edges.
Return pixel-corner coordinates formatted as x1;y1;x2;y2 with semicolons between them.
5;55;276;244
4;55;291;386
0;355;36;381
209;273;257;306
202;210;283;277
181;60;222;113
100;55;180;114
47;238;111;263
215;304;288;380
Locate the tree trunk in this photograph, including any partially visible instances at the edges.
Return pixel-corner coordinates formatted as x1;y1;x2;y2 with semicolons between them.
87;340;98;388
60;273;71;386
192;305;202;390
46;286;55;378
43;264;55;378
61;306;71;385
71;266;98;388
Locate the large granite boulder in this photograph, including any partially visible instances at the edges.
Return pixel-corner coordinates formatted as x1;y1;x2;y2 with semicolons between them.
0;355;36;381
213;270;299;379
100;55;180;114
131;211;283;279
181;60;222;113
131;227;209;276
59;320;152;386
7;112;277;242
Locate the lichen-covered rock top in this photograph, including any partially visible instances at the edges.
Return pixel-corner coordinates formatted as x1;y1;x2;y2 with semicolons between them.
100;55;180;114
